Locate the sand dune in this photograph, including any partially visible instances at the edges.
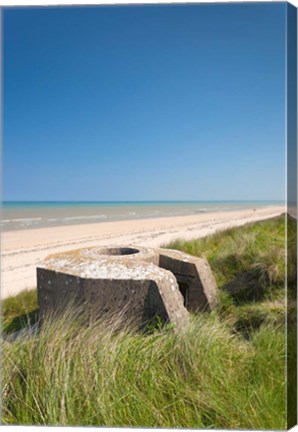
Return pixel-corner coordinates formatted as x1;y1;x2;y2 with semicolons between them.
1;206;284;299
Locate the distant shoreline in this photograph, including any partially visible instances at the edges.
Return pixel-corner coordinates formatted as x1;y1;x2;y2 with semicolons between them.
1;205;284;299
1;201;284;232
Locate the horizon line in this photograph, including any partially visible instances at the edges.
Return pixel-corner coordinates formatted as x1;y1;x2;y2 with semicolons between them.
2;199;285;203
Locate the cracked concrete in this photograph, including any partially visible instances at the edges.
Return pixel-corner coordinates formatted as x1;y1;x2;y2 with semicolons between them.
37;245;219;331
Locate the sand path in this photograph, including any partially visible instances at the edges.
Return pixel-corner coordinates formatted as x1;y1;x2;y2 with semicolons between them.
1;206;284;299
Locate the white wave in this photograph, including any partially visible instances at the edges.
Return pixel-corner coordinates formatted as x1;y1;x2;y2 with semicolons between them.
63;215;107;221
147;211;162;216
12;217;42;222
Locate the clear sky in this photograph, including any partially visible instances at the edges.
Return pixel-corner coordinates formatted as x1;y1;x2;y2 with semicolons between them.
3;3;286;202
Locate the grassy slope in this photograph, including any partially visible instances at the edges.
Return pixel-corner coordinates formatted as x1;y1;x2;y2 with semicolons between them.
167;214;286;289
2;289;38;334
1;215;288;429
166;214;287;335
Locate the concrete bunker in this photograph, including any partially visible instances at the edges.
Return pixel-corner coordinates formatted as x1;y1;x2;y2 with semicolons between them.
37;245;218;331
156;248;218;312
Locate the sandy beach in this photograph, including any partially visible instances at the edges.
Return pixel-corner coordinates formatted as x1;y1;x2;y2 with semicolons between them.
1;206;284;299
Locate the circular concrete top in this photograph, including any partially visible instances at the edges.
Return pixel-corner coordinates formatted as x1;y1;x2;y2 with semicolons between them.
40;245;161;280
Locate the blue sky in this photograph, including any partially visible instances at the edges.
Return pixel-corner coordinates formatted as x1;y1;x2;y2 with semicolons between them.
3;3;286;201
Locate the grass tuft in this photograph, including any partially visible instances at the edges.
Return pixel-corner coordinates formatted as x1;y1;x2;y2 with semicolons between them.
2;289;38;334
2;310;286;429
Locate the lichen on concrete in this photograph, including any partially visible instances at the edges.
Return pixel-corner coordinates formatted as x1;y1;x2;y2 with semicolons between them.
37;245;218;331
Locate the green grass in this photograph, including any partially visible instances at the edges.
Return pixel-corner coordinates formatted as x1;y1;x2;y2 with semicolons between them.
2;289;38;334
165;215;287;337
1;215;289;429
165;215;286;290
2;310;286;429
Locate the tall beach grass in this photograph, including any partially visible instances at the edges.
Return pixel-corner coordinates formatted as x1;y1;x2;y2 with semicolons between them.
1;215;288;428
2;309;286;428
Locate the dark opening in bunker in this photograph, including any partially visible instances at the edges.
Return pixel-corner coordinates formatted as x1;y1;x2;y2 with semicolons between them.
100;247;140;256
178;282;190;308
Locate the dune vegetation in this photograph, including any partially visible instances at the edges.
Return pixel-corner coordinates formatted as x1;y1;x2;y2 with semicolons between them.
1;215;290;429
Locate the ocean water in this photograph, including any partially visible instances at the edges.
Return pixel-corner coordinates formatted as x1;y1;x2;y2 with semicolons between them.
1;201;282;232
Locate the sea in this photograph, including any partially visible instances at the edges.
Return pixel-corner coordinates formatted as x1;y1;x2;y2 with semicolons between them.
1;201;283;232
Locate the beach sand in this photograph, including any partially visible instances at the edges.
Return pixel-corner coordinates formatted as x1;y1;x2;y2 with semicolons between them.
1;206;284;299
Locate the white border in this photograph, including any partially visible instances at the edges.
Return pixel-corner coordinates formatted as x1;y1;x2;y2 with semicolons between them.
0;1;297;432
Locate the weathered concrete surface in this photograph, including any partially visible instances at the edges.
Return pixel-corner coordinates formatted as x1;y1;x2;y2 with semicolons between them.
37;245;218;331
37;246;189;330
156;248;218;312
